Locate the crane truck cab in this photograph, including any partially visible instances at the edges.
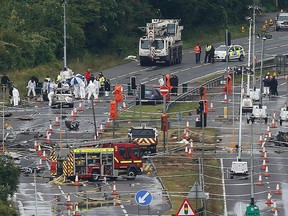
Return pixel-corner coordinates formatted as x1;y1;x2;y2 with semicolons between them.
139;19;183;66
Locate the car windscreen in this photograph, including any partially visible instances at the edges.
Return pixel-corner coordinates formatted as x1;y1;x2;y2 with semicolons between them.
141;40;149;49
151;40;164;49
278;16;288;21
216;46;227;51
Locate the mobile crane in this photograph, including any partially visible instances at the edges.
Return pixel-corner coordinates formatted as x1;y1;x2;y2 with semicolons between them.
139;19;183;66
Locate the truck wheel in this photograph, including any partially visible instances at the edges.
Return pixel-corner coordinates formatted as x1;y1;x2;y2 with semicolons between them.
251;118;255;124
247;119;250;124
127;168;137;180
280;119;283;126
91;170;100;181
264;117;268;124
230;174;233;179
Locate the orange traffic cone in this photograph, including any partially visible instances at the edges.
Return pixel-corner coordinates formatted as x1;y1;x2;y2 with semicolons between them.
73;107;78;117
223;94;228;103
184;146;189;156
184;130;189;139
54;114;60;126
261;159;267;170
70;109;74;120
261;146;266;157
66;193;71;207
264;166;270;177
114;195;121;206
122;101;127;110
37;145;42;156
74;202;80;216
272;201;277;212
266;191;272;206
77;101;83;111
267;131;272;141
34;140;38;150
264;152;268;162
99;123;104;134
48;122;53;134
265;126;270;135
185;121;190;131
271;118;277;128
111;181;118;195
258;134;263;145
46;133;51;144
74;173;79;186
257;174;263;186
275;182;281;195
189;139;194;152
95;96;99;103
188;148;192;158
209;102;215;112
106;117;111;127
41;150;47;161
38;158;42;168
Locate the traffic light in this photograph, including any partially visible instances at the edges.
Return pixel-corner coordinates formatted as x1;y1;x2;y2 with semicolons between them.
197;100;204;114
130;76;137;89
161;114;169;132
114;85;123;102
109;100;117;120
140;84;145;99
199;86;207;99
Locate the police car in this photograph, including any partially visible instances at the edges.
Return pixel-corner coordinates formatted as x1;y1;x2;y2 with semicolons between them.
214;45;245;62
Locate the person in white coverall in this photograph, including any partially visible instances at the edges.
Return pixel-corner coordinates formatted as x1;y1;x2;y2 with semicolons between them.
94;78;100;100
79;81;86;99
86;80;96;100
12;86;20;106
48;90;55;107
158;76;165;86
27;78;36;97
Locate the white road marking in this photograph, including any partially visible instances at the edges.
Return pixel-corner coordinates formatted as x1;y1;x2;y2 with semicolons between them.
280;44;288;47
192;65;202;68
266;47;278;51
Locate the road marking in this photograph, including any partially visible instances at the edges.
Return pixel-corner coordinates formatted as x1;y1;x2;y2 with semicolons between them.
266;47;278;51
17;201;25;215
280;44;288;47
279;36;288;39
123;209;127;214
192;65;202;68
221;158;228;216
38;192;44;201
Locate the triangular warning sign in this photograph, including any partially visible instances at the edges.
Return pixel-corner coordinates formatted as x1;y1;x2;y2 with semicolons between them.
176;199;197;216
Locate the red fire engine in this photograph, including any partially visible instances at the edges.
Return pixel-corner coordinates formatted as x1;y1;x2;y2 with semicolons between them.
50;139;143;181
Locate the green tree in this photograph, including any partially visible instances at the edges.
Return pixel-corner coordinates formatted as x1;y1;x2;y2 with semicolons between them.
0;155;21;201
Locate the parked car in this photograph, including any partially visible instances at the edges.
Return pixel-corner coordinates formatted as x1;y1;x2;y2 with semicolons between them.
136;88;169;105
275;12;288;31
214;45;245;62
51;89;74;108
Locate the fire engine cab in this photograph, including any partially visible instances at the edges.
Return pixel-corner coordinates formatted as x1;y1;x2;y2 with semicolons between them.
128;125;158;155
51;139;143;181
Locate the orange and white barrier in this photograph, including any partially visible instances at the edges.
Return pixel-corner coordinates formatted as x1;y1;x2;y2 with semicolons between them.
74;173;79;186
111;181;118;195
257;174;263;186
54;114;60;126
275;182;281;195
264;166;270;177
77;101;83;111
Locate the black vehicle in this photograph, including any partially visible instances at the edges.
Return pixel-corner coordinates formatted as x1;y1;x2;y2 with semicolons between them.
136;88;164;105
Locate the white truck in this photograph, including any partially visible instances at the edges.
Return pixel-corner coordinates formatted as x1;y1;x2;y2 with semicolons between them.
138;19;183;66
230;161;248;179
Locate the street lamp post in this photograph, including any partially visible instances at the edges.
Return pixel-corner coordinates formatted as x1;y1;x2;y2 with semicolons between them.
63;0;67;69
245;16;252;95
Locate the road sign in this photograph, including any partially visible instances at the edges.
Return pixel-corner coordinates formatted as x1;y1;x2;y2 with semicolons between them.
176;199;197;216
245;204;260;216
188;182;206;199
135;189;152;206
160;85;169;96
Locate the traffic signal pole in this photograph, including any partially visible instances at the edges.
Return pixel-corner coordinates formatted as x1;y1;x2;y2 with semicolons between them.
163;91;167;153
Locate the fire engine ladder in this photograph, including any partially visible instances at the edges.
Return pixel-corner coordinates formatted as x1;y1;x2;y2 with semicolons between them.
73;138;131;148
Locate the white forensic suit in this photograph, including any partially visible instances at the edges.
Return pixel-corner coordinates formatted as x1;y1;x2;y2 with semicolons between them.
94;79;100;100
12;87;20;106
79;81;86;99
86;80;96;100
27;80;36;97
48;91;55;107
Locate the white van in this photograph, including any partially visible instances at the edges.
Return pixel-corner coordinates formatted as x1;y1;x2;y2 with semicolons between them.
275;12;288;31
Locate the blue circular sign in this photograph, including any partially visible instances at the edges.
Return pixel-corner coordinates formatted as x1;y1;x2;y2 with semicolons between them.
135;189;153;206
